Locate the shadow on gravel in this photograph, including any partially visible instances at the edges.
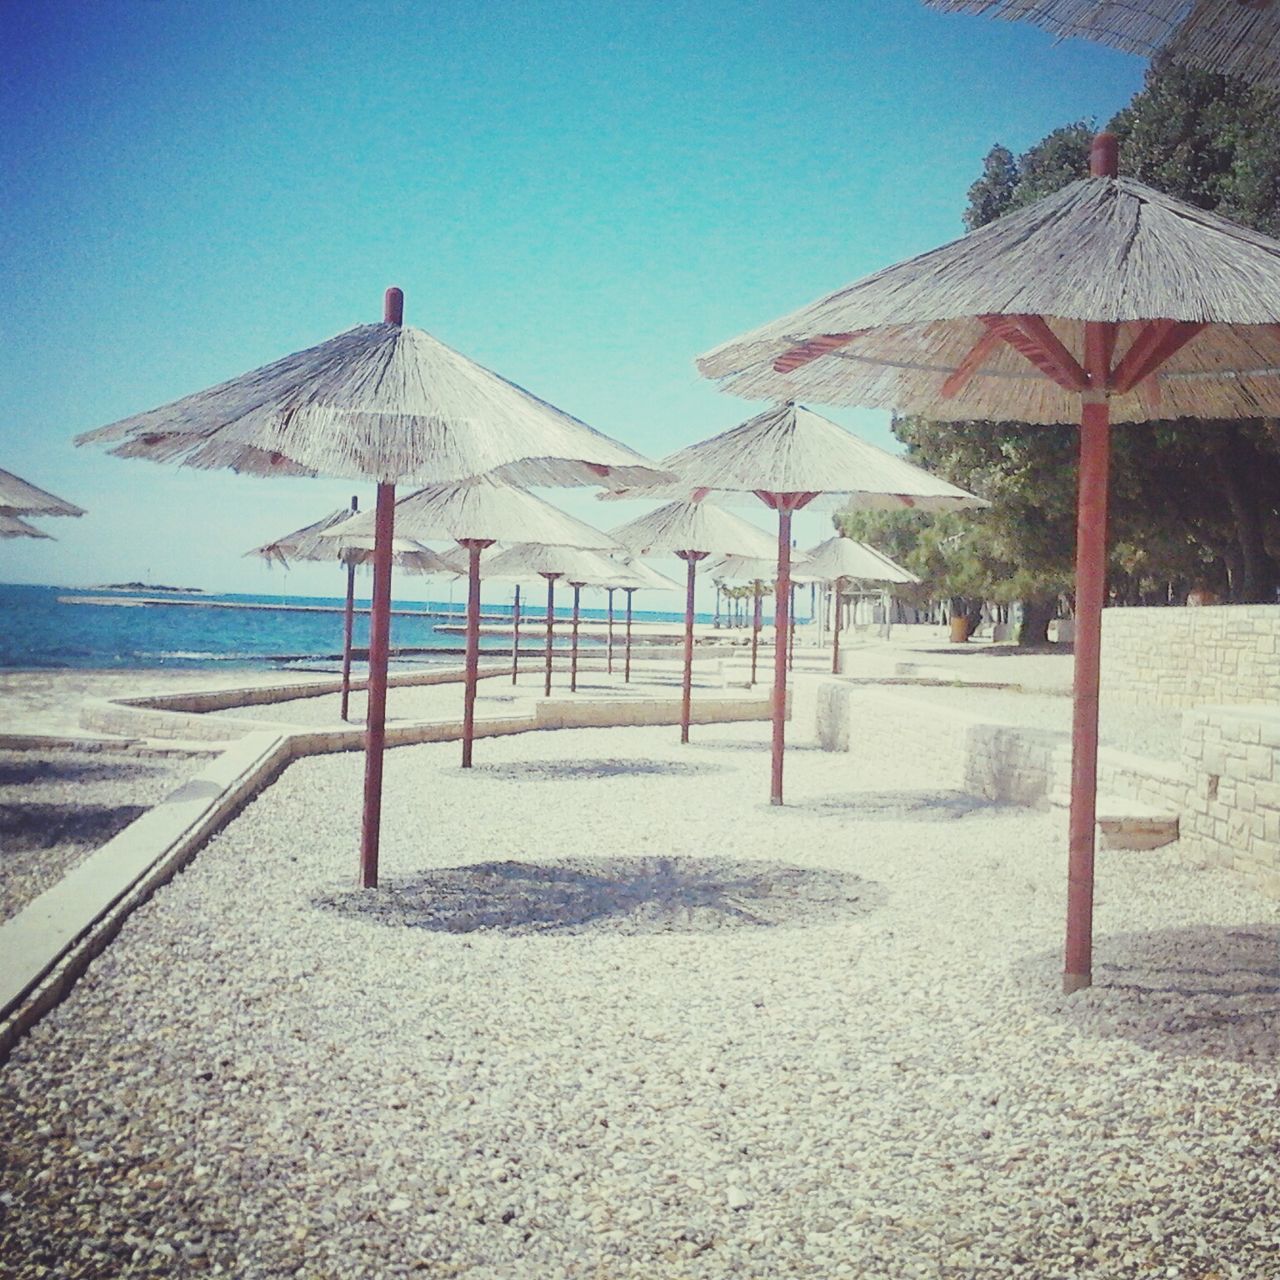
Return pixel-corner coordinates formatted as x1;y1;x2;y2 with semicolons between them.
915;643;1074;658
467;758;729;781
0;801;149;852
317;856;883;936
1068;924;1280;1064
692;738;823;753
0;757;157;786
794;789;999;822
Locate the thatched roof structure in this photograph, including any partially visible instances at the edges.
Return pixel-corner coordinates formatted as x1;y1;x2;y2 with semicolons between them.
0;514;53;540
246;506;450;570
605;405;986;512
604;554;681;592
922;0;1280;90
480;543;624;587
697;176;1280;425
77;319;671;488
0;467;84;518
608;500;778;559
329;476;619;550
705;552;815;584
804;536;920;585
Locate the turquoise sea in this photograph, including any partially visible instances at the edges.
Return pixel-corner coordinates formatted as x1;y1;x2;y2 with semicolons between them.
0;583;701;672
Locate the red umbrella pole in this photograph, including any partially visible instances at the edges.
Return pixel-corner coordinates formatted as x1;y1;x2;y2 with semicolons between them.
788;583;797;672
511;584;521;685
751;582;762;686
570;583;583;692
1065;332;1116;992
831;576;843;674
359;479;396;887
624;588;634;683
676;551;706;744
460;538;493;769
606;586;615;675
339;494;359;721
770;507;793;804
358;287;403;889
543;573;559;697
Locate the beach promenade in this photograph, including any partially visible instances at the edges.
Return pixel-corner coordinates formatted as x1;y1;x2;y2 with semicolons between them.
0;640;1276;1279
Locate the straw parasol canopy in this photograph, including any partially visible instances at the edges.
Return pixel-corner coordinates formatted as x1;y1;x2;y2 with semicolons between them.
328;476;620;759
604;405;986;794
479;542;624;696
805;535;920;673
921;0;1280;90
247;503;452;721
696;132;1280;992
0;467;84;518
607;500;778;558
75;288;670;889
609;500;778;743
0;514;53;539
696;186;1280;426
804;535;920;586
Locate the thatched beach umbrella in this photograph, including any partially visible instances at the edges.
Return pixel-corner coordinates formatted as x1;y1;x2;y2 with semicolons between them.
605;405;984;799
696;133;1280;990
246;499;451;721
601;555;681;682
480;542;622;695
706;551;815;686
76;287;669;888
608;501;776;744
0;466;85;538
921;0;1280;90
330;477;619;764
805;535;919;672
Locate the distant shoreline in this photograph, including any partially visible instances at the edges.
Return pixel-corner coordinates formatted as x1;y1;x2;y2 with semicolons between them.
94;582;204;594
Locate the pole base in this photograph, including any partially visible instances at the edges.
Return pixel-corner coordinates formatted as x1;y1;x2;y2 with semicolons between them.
1062;971;1092;994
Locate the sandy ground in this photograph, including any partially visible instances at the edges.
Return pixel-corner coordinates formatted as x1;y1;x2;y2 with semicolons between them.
0;651;1276;1278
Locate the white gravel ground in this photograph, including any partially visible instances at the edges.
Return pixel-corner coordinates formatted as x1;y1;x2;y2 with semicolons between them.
1;685;1277;1279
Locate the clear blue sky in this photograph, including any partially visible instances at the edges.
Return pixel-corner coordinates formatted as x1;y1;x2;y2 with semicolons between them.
0;0;1143;605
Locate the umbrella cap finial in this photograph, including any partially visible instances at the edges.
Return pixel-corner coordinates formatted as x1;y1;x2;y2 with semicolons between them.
384;287;404;325
1090;132;1118;179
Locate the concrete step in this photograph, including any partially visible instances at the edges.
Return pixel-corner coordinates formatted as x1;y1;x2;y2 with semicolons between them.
1048;790;1180;851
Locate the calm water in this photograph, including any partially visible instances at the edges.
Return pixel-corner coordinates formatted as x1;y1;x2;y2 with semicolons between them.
0;583;700;671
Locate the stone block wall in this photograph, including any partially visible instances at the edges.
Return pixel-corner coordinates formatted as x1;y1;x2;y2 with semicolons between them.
1102;605;1280;709
1180;705;1280;899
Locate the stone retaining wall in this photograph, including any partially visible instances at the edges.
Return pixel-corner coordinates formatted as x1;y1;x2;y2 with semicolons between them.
1181;705;1280;898
1103;604;1280;709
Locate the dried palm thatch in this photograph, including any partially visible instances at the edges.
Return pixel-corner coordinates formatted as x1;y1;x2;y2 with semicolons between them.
608;500;779;559
0;514;53;539
803;535;920;585
705;552;814;583
922;0;1280;90
481;543;624;586
604;554;681;592
328;476;620;550
0;467;84;518
246;507;449;570
77;322;671;488
604;405;986;511
697;177;1280;424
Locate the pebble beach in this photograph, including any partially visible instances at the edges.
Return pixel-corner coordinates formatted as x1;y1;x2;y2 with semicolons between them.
1;652;1277;1279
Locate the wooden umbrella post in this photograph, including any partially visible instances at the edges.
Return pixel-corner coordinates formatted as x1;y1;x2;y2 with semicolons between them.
339;495;358;721
624;587;635;683
831;575;843;674
606;586;615;675
460;537;494;769
358;287;404;889
570;582;583;692
788;582;797;672
1065;132;1122;993
543;572;560;697
751;581;762;686
676;550;707;744
511;584;521;684
359;479;396;888
770;504;792;804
